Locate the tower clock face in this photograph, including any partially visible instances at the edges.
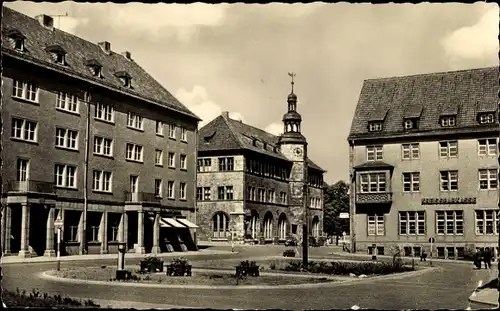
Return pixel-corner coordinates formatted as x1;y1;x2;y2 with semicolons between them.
294;148;302;156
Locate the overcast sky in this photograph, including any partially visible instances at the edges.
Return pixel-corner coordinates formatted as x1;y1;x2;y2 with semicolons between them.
5;2;498;184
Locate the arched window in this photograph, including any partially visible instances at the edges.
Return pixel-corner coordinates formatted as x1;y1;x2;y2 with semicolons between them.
263;212;273;240
312;216;320;238
212;212;229;239
250;213;259;239
278;213;287;240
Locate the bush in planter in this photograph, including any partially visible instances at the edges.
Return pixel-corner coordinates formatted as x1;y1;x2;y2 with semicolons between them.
236;260;259;276
167;257;192;276
283;249;296;257
140;255;164;273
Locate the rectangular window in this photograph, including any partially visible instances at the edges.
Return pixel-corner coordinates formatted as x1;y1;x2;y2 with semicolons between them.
197;158;212;172
219;157;235;171
196;187;203;201
125;143;143;162
440;171;458;191
179;182;187;200
440;116;456;127
399;211;425;235
180;154;187;170
436;210;463;235
280;192;287;204
155;179;162;197
92;170;112;192
225;186;233;200
368;122;383;132
479;169;498;190
367;214;385;236
359;172;386;193
218;187;225;200
167;181;175;199
55;128;78;150
127;112;143;130
401;143;420;160
11;118;37;142
258;188;265;202
168;152;175;168
168;124;176;139
402;172;420;192
54;164;77;188
204;187;211;200
56;91;79;113
69;225;79;242
16;158;29;182
95;103;114;123
93;136;113;156
155;149;163;166
478;139;497;156
475;210;500;235
12;80;38;102
366;145;383;161
156;121;164;136
439;141;458;158
181;127;187;142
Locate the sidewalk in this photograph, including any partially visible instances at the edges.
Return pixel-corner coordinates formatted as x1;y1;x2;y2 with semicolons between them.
469;288;499;309
1;248;235;264
85;298;195;309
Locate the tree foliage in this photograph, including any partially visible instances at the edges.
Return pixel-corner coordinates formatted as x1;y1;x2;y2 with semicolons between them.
323;180;349;236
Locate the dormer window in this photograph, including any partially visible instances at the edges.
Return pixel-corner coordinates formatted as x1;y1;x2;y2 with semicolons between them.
368;122;383;132
85;59;103;78
252;139;258;147
6;29;26;52
440;116;456;127
45;45;67;65
115;71;132;88
478;113;495;125
403;118;418;130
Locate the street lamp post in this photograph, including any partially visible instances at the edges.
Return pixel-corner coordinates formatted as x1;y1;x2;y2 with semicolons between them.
54;214;64;271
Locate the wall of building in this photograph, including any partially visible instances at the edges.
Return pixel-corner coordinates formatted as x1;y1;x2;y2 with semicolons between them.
352;136;498;255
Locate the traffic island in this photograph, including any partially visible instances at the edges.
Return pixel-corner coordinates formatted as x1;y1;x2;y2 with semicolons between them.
45;266;339;286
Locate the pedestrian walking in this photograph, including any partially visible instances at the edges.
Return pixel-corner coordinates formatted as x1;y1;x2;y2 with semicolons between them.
473;249;482;269
483;247;492;269
420;250;427;262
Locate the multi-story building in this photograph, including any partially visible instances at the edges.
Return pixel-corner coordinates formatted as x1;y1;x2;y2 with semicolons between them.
196;81;326;244
1;7;200;258
347;66;499;259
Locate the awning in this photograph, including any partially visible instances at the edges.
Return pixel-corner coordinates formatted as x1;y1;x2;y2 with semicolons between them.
162;218;186;228
177;218;199;228
150;216;171;227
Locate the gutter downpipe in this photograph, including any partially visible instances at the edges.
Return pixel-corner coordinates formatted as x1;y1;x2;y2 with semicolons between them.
349;139;356;253
80;90;91;255
194;124;199;248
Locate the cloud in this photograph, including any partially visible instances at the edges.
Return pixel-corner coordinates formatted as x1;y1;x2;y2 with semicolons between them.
175;85;244;128
441;7;499;62
59;16;89;34
264;122;283;136
106;3;228;41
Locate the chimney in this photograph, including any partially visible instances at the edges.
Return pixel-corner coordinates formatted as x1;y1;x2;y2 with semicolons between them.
36;14;54;30
222;111;229;118
121;51;132;60
98;41;111;54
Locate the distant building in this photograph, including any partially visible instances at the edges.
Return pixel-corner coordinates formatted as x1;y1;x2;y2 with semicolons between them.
196;82;326;244
1;7;200;257
347;66;499;259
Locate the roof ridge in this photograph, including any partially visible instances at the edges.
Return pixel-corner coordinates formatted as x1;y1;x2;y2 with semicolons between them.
227;116;280;143
364;66;498;83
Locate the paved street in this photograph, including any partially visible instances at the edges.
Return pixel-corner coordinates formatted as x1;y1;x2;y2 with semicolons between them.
2;245;497;310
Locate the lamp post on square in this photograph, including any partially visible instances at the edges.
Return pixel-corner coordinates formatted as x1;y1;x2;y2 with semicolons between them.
116;242;127;280
54;215;64;271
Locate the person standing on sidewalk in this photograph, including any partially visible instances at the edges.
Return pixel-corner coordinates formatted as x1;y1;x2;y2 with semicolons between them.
483;247;492;269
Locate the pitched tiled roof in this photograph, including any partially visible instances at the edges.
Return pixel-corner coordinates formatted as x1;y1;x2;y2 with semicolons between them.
2;7;199;121
348;67;499;140
198;113;326;172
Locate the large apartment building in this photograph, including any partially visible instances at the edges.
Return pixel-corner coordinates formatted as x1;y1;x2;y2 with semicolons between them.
196;83;326;244
1;7;200;258
347;66;499;259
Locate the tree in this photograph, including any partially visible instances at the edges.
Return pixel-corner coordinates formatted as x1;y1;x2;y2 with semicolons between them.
323;180;349;236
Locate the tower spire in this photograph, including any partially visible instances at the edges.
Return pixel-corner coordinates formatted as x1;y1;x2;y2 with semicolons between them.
288;72;296;94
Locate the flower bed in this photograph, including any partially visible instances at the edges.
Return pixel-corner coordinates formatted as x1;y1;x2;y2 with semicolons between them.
280;260;414;275
3;288;99;308
47;266;336;286
140;256;164;273
166;257;192;276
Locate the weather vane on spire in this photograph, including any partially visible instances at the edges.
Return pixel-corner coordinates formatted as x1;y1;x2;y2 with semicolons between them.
288;72;296;93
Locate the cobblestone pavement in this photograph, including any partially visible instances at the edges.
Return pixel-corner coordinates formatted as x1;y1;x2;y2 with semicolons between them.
2;245;496;310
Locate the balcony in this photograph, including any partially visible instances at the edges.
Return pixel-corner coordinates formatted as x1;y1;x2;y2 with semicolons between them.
356;192;392;204
125;191;161;204
7;180;55;194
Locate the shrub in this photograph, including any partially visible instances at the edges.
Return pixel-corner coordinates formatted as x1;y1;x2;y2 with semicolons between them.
171;257;190;267
282;260;413;275
144;255;161;263
4;288;100;308
269;262;277;270
284;261;303;271
283;249;296;257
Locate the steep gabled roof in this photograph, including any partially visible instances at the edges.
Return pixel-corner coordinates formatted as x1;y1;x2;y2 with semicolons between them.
1;7;199;121
198;113;326;172
348;66;499;140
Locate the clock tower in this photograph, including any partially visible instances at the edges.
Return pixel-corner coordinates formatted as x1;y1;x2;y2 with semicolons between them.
277;72;309;242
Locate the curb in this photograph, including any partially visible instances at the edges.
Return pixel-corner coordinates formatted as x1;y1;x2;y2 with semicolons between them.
468;288;499;308
39;264;438;290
